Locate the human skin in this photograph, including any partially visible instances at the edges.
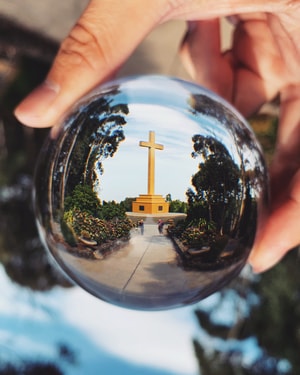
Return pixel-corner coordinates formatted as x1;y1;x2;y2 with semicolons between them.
14;0;300;273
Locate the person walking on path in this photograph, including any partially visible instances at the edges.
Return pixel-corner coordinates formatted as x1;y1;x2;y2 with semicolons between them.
158;220;164;235
139;219;145;235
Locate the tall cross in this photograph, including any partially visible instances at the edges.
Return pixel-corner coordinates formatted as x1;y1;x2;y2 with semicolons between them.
139;131;164;195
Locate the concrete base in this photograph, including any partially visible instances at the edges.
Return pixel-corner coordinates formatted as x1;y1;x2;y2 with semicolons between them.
126;211;186;222
132;194;169;214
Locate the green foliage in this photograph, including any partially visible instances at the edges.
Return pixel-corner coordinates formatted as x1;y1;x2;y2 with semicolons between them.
249;113;278;165
164;194;187;213
64;209;134;243
165;193;172;202
184;135;242;235
190;135;241;211
180;227;216;248
249;252;300;369
100;200;126;220
64;92;129;192
120;197;135;212
65;185;127;221
192;251;300;375
168;154;235;249
63;183;134;244
169;199;188;213
168;216;217;249
60;218;77;247
64;184;101;217
180;226;205;248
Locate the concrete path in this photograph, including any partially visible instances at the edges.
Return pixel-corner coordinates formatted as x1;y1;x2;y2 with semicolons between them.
58;215;244;309
58;217;212;308
61;219;184;285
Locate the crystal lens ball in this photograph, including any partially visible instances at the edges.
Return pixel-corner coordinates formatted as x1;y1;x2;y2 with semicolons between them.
34;75;268;310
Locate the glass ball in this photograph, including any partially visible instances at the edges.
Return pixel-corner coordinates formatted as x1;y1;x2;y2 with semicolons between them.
34;75;268;310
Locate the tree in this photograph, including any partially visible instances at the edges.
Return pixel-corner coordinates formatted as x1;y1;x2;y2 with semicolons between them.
188;93;268;205
193;251;300;375
64;184;101;217
63;91;129;195
165;194;187;213
166;193;172;202
169;199;187;213
120;197;136;212
187;135;242;234
100;200;126;220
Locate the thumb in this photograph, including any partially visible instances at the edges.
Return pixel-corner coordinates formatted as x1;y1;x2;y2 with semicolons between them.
249;86;300;272
249;169;300;273
14;0;165;128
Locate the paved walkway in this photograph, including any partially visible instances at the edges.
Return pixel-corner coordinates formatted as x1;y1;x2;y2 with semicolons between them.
58;217;209;308
56;215;245;308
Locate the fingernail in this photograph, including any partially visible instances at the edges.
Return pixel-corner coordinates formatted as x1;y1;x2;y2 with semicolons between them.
14;80;60;127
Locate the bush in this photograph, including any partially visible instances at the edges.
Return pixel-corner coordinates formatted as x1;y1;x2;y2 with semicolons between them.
64;184;101;217
100;200;126;220
180;227;205;247
60;217;77;247
64;209;134;243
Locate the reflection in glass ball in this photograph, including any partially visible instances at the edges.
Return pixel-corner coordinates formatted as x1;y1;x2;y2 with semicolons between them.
34;75;268;310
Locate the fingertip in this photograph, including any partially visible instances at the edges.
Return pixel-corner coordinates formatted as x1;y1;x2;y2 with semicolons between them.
14;81;60;128
248;243;286;274
248;253;269;274
248;255;271;274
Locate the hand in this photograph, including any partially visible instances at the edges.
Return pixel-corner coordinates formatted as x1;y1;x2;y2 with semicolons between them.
14;0;300;272
179;6;300;272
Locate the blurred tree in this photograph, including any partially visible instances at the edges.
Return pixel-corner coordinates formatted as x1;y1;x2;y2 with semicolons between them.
192;223;299;375
0;16;70;290
0;360;63;375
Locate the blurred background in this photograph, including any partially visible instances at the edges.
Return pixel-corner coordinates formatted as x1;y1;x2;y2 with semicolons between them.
0;1;299;374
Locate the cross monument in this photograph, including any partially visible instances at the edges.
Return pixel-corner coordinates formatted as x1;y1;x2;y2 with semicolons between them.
139;131;163;195
132;130;169;214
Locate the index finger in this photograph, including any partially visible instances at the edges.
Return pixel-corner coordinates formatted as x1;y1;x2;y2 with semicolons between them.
14;0;287;128
14;0;166;127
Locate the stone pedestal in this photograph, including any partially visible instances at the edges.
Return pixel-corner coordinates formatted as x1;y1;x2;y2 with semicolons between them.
132;194;169;214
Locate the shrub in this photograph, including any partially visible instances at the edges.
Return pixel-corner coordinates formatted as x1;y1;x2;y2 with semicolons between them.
60;217;77;247
64;184;101;217
64;208;134;243
180;227;205;247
